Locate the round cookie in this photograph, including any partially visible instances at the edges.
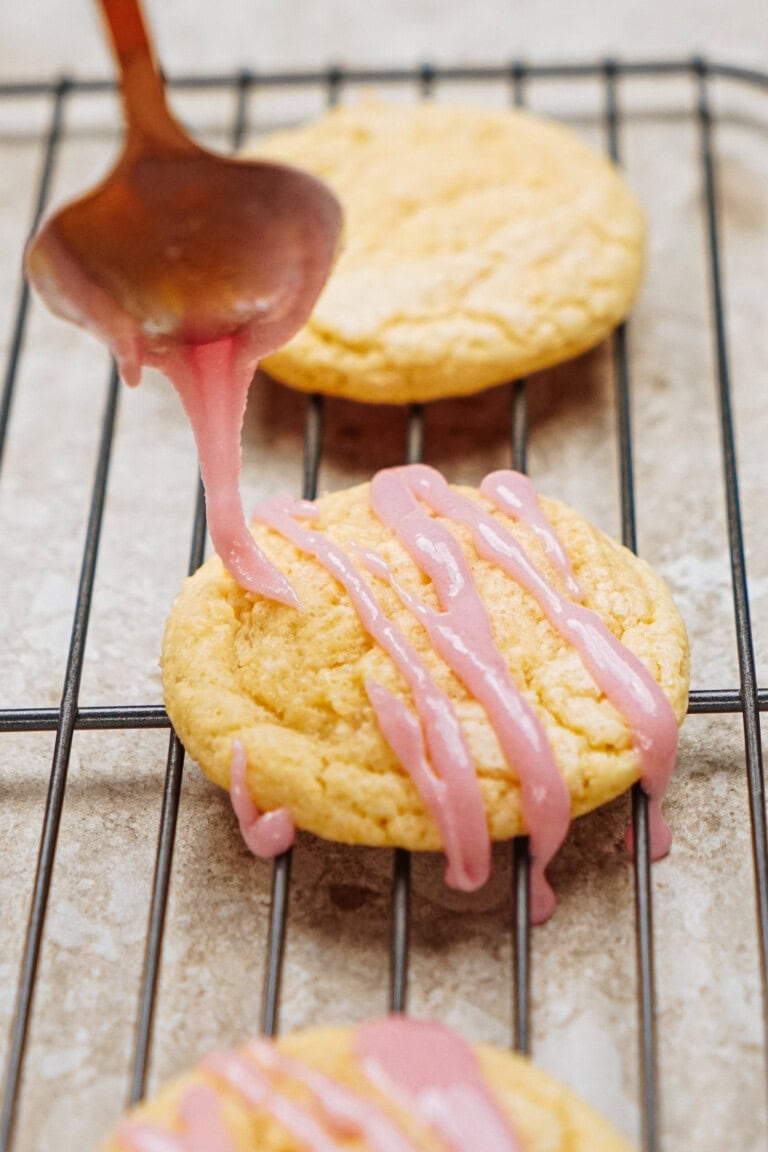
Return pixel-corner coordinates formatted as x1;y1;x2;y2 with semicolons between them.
161;469;689;868
247;101;645;404
101;1020;635;1151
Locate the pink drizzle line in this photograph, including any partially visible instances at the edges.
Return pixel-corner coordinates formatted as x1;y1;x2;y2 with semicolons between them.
229;739;295;857
115;1019;522;1152
364;471;570;923
116;1085;236;1152
356;1016;522;1152
114;1125;183;1152
244;1038;421;1152
244;464;677;912
203;1050;344;1152
251;464;679;912
480;470;583;600
250;496;490;892
478;469;679;857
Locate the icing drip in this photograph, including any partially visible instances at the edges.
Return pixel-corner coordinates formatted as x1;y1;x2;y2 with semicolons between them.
366;469;571;923
229;739;295;857
356;1017;522;1152
251;495;489;890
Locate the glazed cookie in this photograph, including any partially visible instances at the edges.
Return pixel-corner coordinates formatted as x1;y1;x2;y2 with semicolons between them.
247;101;645;403
161;465;689;922
102;1016;634;1151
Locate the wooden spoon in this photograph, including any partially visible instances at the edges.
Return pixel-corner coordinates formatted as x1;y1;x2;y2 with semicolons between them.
26;0;342;602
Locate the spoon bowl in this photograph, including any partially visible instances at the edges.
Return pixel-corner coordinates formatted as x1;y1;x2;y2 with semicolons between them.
27;142;342;382
27;0;341;369
24;0;342;599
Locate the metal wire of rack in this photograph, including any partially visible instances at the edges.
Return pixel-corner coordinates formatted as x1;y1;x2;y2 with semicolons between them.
0;56;767;1152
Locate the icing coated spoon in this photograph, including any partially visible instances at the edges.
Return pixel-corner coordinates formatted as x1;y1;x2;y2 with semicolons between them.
25;0;342;601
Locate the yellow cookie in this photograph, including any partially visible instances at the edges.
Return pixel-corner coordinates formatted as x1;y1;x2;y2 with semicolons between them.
161;467;688;877
100;1019;634;1151
247;101;645;404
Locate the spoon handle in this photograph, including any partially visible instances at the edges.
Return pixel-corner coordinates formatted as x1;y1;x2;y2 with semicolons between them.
97;0;193;153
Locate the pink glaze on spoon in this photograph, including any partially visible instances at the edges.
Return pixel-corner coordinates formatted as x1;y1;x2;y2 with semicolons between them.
229;739;295;857
24;0;341;599
356;1017;522;1152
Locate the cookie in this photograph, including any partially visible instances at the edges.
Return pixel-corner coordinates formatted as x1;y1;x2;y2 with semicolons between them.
246;101;645;404
102;1017;634;1151
161;465;689;922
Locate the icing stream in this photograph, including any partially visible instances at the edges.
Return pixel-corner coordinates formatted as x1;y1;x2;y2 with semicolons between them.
152;336;299;606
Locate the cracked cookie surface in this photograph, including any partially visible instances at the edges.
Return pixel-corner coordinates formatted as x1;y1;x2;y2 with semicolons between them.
161;480;689;853
100;1024;634;1151
246;101;645;403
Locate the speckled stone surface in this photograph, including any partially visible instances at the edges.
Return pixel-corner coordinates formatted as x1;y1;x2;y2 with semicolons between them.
1;5;767;1152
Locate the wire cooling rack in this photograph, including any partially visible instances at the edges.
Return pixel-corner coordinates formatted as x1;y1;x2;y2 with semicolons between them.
0;57;767;1152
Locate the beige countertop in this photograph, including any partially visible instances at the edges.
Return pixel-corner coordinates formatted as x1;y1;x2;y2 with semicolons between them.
1;4;767;1151
2;1;768;78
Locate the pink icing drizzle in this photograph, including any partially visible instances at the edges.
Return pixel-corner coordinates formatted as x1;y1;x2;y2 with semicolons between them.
245;1038;421;1152
229;739;295;857
251;496;490;891
116;1019;523;1152
370;465;677;857
364;471;570;923
480;470;583;600
116;1085;235;1152
476;469;679;857
204;1049;344;1152
356;1017;521;1152
115;1125;182;1152
177;1086;238;1152
251;463;679;910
